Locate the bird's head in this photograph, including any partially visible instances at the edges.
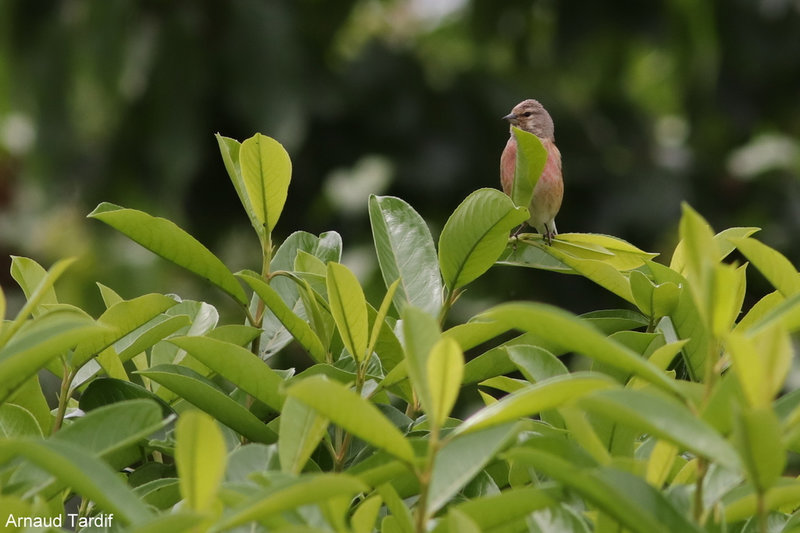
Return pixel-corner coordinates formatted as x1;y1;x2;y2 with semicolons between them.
503;99;555;140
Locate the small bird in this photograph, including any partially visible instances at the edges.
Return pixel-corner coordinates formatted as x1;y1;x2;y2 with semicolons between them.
500;99;563;244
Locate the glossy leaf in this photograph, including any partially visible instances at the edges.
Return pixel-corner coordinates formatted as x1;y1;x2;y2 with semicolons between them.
475;302;682;395
115;314;192;363
369;195;443;316
88;203;248;305
239;273;327;363
438;188;529;291
137;364;277;444
169;335;285;411
455;372;617;435
72;293;178;369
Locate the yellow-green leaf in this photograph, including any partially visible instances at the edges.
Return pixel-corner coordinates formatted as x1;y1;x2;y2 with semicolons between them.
326;262;369;362
426;337;464;428
238;133;292;234
176;410;227;512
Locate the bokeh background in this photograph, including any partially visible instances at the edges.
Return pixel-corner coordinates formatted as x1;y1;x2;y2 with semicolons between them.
1;0;799;325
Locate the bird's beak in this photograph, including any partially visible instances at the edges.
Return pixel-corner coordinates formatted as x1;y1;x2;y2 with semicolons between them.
502;112;516;122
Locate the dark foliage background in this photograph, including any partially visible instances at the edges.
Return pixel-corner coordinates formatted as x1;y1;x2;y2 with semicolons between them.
1;0;799;324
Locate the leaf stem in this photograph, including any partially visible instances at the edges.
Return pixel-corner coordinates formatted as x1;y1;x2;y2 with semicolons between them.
52;363;76;433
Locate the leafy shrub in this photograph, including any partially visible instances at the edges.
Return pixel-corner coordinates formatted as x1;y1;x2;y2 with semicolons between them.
2;131;800;533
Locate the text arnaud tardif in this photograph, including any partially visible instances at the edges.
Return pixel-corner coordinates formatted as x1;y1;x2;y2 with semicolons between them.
5;513;114;528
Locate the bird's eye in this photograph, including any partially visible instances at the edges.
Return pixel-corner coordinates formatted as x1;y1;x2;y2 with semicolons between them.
522;111;533;117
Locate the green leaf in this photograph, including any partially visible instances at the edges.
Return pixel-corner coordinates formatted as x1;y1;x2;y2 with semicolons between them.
1;257;75;346
438;188;529;291
539;244;635;303
709;262;747;337
454;372;617;435
369;195;443;316
509;127;549;208
9;256;62;314
0;403;42;438
581;309;650;335
506;447;703;533
556;233;659;270
115;314;191;364
352;495;383;533
630;270;680;319
733;236;800;296
279;396;329;474
507;344;567;382
216;134;261;236
88;203;248;305
727;327;791;408
426;337;464;428
169;335;285;412
326;262;369;362
128;513;206;533
10;399;168;499
578;388;741;470
459;332;551;385
451;487;558;531
137;364;276;444
176;410;227;512
213;474;367;531
646;261;710;381
497;240;572;272
475;302;682;395
674;203;716;282
732;406;785;492
287;375;415;463
239;273;327;363
56;399;164;458
377;482;414;533
0;439;153;524
402;307;441;418
72;293;178;369
5;375;52;434
724;478;800;522
428;423;519;514
79;377;174;416
367;278;400;360
0;311;103;403
238;133;292;234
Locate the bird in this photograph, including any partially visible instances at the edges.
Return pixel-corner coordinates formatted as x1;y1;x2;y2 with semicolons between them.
500;99;563;244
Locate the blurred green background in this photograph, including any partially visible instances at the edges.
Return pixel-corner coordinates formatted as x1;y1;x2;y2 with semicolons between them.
1;0;799;324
